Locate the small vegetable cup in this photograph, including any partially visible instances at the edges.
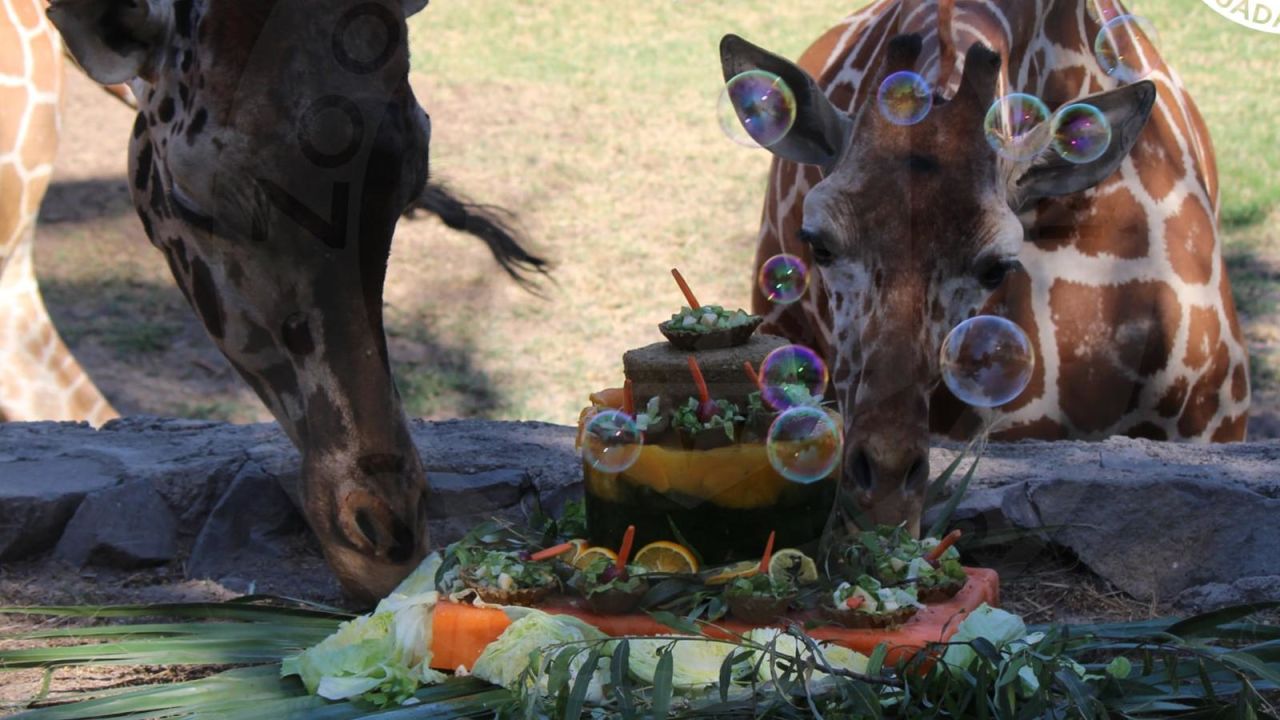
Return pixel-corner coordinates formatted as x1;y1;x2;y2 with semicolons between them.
723;572;795;625
821;604;918;630
660;317;762;351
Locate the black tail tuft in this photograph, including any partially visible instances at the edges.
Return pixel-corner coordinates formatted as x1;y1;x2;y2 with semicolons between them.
404;183;551;292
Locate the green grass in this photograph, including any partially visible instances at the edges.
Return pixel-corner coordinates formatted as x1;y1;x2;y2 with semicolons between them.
395;0;1279;424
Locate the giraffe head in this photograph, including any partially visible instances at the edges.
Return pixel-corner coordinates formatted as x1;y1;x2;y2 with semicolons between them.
52;0;435;602
722;34;1155;536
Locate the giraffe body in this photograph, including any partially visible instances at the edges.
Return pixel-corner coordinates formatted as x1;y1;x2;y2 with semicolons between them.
0;0;117;424
727;0;1248;534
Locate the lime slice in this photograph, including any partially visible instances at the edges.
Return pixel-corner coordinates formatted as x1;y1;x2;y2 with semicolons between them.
702;560;760;585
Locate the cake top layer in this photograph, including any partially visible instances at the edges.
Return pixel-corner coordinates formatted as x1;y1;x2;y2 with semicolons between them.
624;333;789;407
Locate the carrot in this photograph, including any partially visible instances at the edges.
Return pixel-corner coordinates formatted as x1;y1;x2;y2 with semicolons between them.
743;361;764;392
687;356;711;405
617;524;636;569
623;379;635;417
530;542;575;562
925;529;963;566
845;595;865;610
758;530;777;574
671;268;701;310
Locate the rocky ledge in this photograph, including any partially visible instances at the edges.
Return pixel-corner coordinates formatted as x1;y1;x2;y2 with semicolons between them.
1;418;1275;610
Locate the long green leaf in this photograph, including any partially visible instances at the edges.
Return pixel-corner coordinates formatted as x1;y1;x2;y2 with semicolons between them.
0;602;350;626
649;651;674;720
1166;603;1280;639
925;450;982;539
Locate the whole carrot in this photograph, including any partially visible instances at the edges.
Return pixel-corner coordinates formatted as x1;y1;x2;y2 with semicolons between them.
529;542;576;562
758;530;777;574
617;525;637;570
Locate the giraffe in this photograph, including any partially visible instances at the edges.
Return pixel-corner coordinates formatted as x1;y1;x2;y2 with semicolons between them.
724;0;1249;538
0;0;117;425
44;0;546;603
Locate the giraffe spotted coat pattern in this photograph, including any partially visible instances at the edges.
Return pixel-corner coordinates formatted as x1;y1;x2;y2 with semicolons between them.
0;0;117;424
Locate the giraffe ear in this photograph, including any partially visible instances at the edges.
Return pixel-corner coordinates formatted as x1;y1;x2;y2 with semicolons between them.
402;0;429;17
720;34;852;172
1013;81;1158;205
47;0;171;85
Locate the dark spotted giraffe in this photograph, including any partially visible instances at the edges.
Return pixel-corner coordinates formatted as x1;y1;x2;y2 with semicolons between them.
49;0;544;602
724;0;1247;537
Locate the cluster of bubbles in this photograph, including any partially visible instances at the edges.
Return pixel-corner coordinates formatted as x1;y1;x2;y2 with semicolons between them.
766;406;842;484
758;253;809;305
1094;14;1158;84
940;316;1036;409
581;409;643;474
717;70;798;148
760;344;829;411
984;94;1114;166
877;71;933;126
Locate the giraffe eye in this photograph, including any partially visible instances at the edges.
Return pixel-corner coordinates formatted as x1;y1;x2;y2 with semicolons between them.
976;257;1022;290
797;227;836;266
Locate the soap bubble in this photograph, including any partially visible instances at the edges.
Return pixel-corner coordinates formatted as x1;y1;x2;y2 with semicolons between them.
940;316;1035;408
759;254;810;305
760;344;829;410
717;70;797;148
1051;103;1112;164
877;71;933;126
984;94;1051;162
582;409;643;473
1095;15;1158;84
766;407;842;484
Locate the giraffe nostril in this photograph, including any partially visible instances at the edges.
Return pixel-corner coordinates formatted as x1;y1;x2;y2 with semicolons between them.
281;313;315;355
851;449;873;491
354;508;379;548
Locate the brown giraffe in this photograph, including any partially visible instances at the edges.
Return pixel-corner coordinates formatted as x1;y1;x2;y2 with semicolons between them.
0;0;118;425
47;0;544;602
725;0;1249;537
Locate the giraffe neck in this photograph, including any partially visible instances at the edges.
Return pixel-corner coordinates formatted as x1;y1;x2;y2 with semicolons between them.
0;0;118;425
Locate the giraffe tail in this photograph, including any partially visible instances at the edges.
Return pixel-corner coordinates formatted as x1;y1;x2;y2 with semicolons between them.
404;183;551;292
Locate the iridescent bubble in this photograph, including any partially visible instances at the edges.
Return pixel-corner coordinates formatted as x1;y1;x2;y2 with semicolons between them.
983;94;1052;162
582;409;643;473
760;344;829;410
877;71;933;126
940;316;1035;409
766;407;841;484
759;254;810;305
1094;15;1158;84
1051;103;1112;164
717;70;798;149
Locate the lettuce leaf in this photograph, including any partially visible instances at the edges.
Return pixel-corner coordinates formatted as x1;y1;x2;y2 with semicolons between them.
471;609;611;702
627;637;742;688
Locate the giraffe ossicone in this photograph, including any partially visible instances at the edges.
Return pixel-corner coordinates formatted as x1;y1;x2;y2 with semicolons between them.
733;0;1248;542
49;0;439;602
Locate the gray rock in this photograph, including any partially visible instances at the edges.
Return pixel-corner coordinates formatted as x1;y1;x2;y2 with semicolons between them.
55;481;178;568
1175;576;1280;612
0;456;121;559
187;461;306;581
926;438;1280;602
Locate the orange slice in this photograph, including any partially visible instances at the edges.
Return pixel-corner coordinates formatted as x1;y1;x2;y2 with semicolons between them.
566;538;590;564
633;541;700;574
572;546;618;571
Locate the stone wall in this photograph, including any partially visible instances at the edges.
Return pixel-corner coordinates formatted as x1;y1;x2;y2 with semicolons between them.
1;418;1276;609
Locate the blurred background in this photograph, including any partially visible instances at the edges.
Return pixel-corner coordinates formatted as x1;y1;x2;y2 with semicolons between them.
35;1;1280;435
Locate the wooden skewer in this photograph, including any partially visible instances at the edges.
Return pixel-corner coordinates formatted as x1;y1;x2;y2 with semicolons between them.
671;268;701;310
758;530;777;574
530;542;576;562
617;525;637;570
925;529;963;566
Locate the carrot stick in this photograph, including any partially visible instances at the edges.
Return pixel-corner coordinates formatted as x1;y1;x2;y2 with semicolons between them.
671;268;701;310
758;530;777;574
743;361;764;392
530;542;575;562
925;529;963;566
844;595;865;610
623;379;635;417
687;356;711;405
617;525;636;569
